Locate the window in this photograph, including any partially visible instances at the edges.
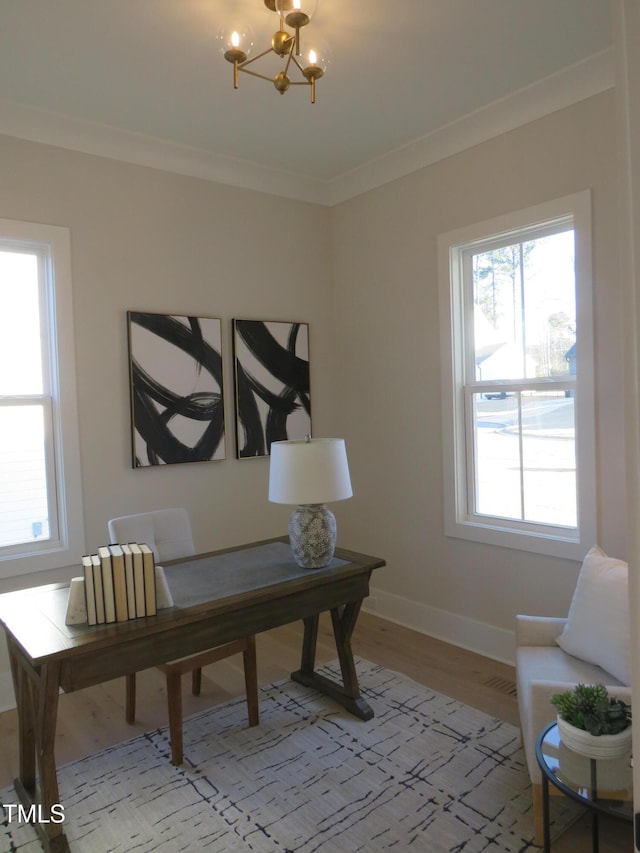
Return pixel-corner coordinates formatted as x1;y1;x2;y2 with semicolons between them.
0;219;84;578
438;192;595;559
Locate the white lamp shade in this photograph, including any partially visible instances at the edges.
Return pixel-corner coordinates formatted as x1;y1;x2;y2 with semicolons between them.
268;438;353;505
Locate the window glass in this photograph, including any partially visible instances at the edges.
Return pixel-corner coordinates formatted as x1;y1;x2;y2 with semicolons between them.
472;231;575;383
0;251;44;395
472;390;576;527
0;405;51;547
439;192;595;559
0;219;84;577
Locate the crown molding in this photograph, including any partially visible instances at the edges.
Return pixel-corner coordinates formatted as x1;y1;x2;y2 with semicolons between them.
325;48;615;206
0;97;329;205
0;48;614;208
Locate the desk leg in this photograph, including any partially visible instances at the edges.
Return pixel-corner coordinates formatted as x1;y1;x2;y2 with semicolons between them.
291;600;374;720
8;639;69;853
8;638;36;796
299;614;319;673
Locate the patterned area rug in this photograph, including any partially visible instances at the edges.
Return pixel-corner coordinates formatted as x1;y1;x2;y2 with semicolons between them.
0;660;580;852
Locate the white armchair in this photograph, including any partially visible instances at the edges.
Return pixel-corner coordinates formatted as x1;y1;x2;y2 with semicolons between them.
515;614;631;845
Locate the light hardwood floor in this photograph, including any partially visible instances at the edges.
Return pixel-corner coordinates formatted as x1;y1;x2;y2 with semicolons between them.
0;612;633;851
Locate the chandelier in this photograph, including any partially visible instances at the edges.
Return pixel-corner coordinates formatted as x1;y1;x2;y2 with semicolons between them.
220;0;325;104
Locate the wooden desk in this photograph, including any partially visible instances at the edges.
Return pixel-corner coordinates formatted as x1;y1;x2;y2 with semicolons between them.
0;538;385;852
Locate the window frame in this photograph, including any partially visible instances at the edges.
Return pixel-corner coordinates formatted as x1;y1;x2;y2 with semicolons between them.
438;191;596;560
0;219;85;578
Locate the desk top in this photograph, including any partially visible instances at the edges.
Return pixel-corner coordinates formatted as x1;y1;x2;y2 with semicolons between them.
167;540;350;608
0;538;385;667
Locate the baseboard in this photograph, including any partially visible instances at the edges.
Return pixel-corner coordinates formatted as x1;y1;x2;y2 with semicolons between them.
362;587;516;667
0;670;15;712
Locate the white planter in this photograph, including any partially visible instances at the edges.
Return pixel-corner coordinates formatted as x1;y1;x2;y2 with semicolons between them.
557;716;632;760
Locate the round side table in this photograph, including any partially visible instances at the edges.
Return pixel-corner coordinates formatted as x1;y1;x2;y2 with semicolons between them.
535;721;633;852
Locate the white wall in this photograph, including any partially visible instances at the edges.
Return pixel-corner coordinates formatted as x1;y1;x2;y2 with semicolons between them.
0;135;335;551
0;88;627;702
331;91;626;663
0;135;333;699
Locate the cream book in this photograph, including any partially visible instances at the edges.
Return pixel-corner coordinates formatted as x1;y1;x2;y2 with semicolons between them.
108;543;129;622
129;543;146;617
121;543;137;618
98;545;117;624
139;543;157;616
82;555;97;626
91;553;106;624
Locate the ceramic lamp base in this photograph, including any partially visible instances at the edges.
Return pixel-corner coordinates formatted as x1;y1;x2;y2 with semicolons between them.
289;504;336;569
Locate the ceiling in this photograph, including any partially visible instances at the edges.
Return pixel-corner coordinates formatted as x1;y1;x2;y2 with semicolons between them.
0;0;614;204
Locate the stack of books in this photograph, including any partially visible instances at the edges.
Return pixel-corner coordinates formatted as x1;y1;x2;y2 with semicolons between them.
82;543;157;626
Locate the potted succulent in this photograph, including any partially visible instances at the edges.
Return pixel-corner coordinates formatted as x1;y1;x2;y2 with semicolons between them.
551;683;632;759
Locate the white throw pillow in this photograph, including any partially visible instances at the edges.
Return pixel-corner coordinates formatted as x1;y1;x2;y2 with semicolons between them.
556;546;630;686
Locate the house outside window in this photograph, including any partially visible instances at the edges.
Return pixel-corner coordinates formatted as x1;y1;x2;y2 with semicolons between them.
438;192;595;560
0;219;84;578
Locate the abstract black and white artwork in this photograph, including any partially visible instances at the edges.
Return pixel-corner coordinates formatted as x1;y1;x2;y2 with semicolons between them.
127;312;226;467
233;319;311;458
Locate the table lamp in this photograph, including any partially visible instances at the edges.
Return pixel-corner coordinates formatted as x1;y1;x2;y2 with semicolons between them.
268;437;353;569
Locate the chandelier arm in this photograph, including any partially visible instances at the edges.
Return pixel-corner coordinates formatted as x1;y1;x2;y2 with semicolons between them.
238;46;275;69
238;67;279;83
282;41;295;76
290;53;305;73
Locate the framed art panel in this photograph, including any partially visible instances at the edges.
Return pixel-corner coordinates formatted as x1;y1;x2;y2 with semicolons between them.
233;319;311;458
127;312;226;467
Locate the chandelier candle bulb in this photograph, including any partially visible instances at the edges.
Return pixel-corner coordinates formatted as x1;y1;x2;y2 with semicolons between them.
275;0;318;19
220;27;252;87
302;50;323;103
285;0;310;54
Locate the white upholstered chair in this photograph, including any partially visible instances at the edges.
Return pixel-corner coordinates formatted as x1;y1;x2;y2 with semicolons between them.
515;547;632;845
108;508;259;765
